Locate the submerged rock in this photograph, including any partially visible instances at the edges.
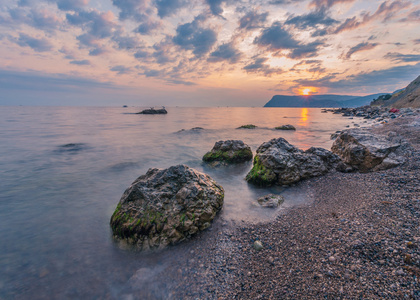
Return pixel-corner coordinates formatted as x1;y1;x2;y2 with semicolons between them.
110;165;224;251
275;124;296;130
203;140;253;165
246;138;342;187
331;129;412;172
257;194;284;208
237;124;257;129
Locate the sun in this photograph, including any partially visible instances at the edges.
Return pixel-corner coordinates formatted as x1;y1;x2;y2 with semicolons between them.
302;88;312;96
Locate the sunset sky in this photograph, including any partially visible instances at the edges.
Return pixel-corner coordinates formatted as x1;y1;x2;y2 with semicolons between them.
0;0;419;106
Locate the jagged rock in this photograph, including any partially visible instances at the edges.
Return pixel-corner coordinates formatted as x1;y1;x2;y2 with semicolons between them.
257;194;284;208
137;107;167;114
110;165;224;251
275;124;296;130
203;140;253;164
246;138;342;187
331;129;412;172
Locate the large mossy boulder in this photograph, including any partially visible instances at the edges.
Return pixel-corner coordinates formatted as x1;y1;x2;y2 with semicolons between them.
203;140;253;164
246;138;342;186
331;129;411;172
110;165;224;251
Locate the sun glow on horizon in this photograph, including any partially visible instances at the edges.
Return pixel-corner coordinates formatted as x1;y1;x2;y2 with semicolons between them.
297;86;319;96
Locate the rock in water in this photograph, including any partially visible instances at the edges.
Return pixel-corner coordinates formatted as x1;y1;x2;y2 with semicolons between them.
137;108;167;114
257;194;284;208
110;165;224;251
203;140;253;164
275;124;296;130
246;138;342;186
331;129;412;172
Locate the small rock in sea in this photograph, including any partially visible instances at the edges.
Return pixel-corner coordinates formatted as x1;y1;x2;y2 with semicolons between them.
237;124;257;129
253;240;263;251
275;124;296;130
257;194;285;208
203;140;253;165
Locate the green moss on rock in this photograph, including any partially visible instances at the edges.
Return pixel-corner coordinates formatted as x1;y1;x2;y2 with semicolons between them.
237;124;257;129
246;156;276;186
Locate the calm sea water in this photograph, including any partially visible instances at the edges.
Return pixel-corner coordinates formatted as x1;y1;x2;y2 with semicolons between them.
0;106;362;299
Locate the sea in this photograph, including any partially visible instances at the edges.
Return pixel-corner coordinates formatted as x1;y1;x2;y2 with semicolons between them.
0;106;364;299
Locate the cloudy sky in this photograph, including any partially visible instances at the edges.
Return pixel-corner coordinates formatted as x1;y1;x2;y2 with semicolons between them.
0;0;419;106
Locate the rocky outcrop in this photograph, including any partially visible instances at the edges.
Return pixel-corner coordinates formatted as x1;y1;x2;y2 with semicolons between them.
246;138;342;187
137;107;167;114
203;140;253;165
110;165;224;251
331;129;412;172
275;125;296;130
237;124;257;129
257;194;285;208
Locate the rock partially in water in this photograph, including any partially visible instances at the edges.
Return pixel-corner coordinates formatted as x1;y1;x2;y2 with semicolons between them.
110;165;224;251
137;107;167;114
257;194;284;208
237;124;257;129
203;140;253;165
275;124;296;130
331;129;412;172
246;138;342;187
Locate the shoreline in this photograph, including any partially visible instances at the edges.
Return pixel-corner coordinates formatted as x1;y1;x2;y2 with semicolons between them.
145;112;420;299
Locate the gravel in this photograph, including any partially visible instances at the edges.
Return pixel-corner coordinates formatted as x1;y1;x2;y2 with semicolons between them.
128;113;420;300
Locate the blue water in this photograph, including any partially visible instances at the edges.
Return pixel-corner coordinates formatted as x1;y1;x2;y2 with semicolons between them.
0;106;357;299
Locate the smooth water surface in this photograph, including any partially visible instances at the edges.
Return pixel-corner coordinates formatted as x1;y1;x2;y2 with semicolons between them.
0;106;359;299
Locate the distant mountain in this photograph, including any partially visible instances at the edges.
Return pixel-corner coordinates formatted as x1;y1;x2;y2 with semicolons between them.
371;75;420;108
264;93;387;108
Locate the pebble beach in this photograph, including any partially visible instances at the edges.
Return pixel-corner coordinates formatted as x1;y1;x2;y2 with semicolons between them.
144;112;420;299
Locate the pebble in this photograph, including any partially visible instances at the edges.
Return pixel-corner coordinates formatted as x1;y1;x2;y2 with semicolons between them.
253;240;263;251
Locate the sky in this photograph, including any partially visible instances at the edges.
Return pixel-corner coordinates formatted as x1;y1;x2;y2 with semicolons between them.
0;0;419;106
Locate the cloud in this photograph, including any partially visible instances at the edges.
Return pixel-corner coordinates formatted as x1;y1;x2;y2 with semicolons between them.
400;9;420;22
134;19;162;35
66;10;117;39
254;21;324;58
309;0;355;9
208;42;242;63
111;0;149;21
344;42;379;59
254;21;299;50
206;0;224;15
239;10;269;30
243;56;283;76
414;39;420;44
173;17;218;57
334;0;411;34
384;52;420;62
70;59;91;65
7;7;62;32
110;65;132;74
15;33;53;52
285;7;338;30
53;0;89;11
289;41;324;59
294;62;420;89
155;0;188;18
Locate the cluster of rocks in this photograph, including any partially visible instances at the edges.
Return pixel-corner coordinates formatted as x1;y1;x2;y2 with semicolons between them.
110;121;413;250
236;124;296;130
322;106;419;124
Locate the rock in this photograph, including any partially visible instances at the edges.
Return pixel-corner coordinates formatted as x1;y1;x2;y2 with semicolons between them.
246;138;342;186
110;165;224;251
253;240;263;251
237;124;257;129
203;140;253;164
275;124;296;130
257;194;285;208
137;107;167;114
331;128;412;172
